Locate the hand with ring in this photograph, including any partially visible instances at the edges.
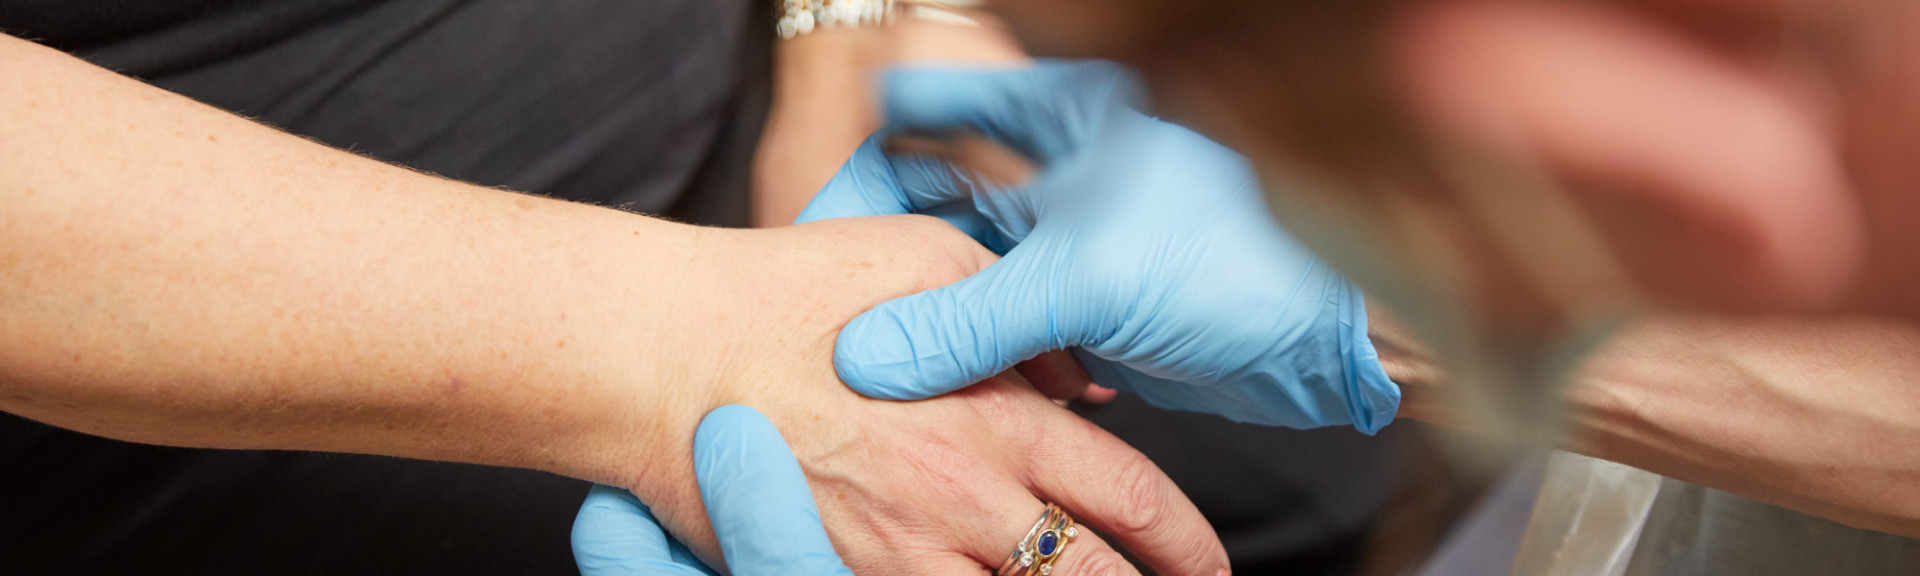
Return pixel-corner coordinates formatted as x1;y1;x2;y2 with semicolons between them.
575;394;1197;575
575;406;1098;576
998;504;1082;576
567;217;1229;576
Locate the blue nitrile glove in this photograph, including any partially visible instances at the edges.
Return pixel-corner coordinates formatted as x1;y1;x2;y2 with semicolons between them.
797;61;1400;432
571;405;851;576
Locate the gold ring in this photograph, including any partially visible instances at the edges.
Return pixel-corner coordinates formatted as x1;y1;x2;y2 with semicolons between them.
996;503;1079;576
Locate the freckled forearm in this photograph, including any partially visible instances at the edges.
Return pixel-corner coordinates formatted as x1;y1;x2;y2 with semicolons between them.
0;35;709;482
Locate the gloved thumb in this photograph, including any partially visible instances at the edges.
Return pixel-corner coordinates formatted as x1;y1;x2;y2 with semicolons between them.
570;485;713;576
834;250;1100;400
694;405;852;576
796;134;1004;241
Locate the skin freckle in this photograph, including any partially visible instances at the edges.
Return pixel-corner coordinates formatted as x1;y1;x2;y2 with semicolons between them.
207;134;217;142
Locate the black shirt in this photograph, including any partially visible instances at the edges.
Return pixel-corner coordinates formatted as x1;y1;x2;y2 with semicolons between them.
0;0;767;221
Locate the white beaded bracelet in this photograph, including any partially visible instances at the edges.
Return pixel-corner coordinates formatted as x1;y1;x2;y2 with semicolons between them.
776;0;898;39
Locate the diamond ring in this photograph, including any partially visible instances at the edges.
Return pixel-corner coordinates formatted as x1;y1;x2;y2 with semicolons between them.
996;503;1080;576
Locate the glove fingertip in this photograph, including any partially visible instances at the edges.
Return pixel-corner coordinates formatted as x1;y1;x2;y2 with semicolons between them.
698;404;779;437
572;485;651;541
573;485;684;575
795;137;910;224
832;311;973;401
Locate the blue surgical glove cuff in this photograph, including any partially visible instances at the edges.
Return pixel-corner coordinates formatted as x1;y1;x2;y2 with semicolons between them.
1339;283;1401;435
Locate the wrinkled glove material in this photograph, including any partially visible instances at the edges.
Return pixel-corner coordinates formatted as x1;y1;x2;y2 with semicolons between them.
801;60;1399;433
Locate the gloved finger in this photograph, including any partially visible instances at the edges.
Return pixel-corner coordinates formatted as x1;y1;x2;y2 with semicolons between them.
921;199;1016;254
903;133;1046;248
882;61;1143;164
571;485;716;576
795;136;916;223
796;136;997;228
694;405;853;576
833;248;1108;401
1015;350;1091;401
1020;405;1231;576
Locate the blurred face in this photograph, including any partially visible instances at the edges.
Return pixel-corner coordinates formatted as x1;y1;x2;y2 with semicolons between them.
985;0;1920;332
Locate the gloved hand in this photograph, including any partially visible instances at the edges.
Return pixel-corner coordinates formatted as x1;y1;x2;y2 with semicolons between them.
799;61;1400;432
572;405;851;576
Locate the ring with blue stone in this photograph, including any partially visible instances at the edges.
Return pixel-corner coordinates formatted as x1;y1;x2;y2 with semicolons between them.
995;503;1080;576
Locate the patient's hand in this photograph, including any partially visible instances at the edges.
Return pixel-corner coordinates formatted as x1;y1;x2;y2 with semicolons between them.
583;215;1230;576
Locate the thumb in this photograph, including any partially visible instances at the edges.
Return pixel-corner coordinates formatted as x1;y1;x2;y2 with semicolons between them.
694;405;852;576
834;249;1101;400
570;485;714;576
795;134;999;238
794;135;918;224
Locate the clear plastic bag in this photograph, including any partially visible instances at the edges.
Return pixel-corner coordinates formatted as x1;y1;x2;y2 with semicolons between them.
1510;451;1920;576
1510;451;1663;576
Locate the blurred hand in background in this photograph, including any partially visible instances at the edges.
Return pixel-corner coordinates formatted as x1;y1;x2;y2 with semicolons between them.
982;0;1920;340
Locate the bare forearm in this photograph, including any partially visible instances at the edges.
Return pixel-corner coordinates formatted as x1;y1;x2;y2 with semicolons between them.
0;36;707;481
752;29;887;227
1564;315;1920;537
1373;298;1920;537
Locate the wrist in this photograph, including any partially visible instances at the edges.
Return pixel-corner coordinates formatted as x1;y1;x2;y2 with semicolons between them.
559;216;999;561
505;218;742;487
1363;299;1452;425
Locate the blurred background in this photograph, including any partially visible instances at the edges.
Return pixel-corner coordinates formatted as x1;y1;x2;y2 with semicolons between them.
5;1;1912;575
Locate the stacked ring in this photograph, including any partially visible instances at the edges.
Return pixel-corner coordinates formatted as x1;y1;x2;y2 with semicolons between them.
996;503;1080;576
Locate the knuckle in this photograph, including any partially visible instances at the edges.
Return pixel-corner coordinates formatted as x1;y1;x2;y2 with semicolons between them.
956;378;1029;418
1106;455;1171;535
959;379;1048;451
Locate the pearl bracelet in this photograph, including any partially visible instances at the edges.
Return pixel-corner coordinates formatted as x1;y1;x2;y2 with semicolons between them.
776;0;898;39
